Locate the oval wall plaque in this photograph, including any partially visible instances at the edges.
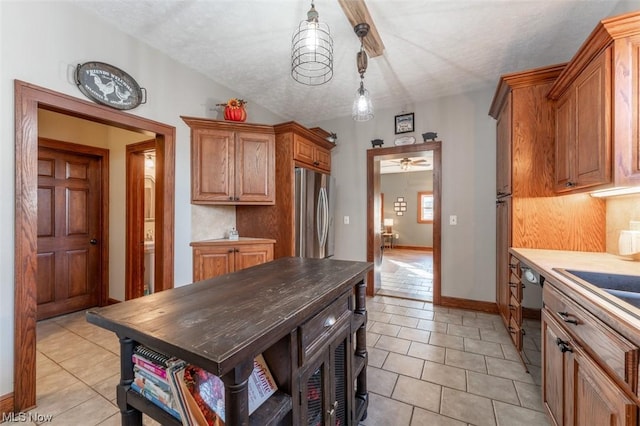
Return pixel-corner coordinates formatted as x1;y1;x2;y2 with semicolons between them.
394;136;416;146
75;62;146;110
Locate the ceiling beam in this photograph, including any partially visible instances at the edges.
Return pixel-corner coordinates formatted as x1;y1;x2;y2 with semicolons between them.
337;0;385;57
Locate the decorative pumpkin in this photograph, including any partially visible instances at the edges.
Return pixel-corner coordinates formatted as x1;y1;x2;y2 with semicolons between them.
224;105;247;122
218;98;247;122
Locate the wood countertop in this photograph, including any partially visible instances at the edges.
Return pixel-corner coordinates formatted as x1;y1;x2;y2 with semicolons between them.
509;248;640;276
510;248;640;344
86;257;372;377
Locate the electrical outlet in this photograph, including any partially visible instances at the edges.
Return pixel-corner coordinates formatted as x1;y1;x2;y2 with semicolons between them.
343;216;350;225
449;215;457;225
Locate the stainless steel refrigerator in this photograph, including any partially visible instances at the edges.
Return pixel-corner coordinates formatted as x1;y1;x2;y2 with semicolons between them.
295;167;335;258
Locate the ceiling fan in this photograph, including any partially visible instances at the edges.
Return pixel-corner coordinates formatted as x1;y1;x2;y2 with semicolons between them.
385;157;430;170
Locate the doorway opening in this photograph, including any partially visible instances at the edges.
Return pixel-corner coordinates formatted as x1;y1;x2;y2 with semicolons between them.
366;142;441;304
14;80;176;412
126;141;157;300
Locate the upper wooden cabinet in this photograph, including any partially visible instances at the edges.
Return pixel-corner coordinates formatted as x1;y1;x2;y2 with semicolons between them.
553;48;611;192
181;117;275;205
294;134;331;172
489;64;563;198
495;94;512;197
548;12;640;193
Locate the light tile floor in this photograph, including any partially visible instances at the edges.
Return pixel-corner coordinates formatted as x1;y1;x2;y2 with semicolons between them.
17;296;549;425
379;249;433;302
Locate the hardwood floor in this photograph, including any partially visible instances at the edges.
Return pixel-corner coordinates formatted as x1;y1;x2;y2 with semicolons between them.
379;248;433;302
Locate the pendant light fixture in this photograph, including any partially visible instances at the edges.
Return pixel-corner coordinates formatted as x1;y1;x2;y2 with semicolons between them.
352;23;374;121
291;1;334;86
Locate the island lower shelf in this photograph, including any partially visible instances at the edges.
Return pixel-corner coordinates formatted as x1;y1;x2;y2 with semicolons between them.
125;387;293;426
87;257;372;426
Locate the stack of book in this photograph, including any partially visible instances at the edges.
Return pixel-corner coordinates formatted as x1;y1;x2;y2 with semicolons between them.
131;345;184;420
131;345;278;426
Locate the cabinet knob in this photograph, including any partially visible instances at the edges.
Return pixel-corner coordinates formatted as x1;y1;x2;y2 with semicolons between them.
235;197;240;201
229;196;234;200
565;181;576;188
323;316;336;328
228;249;234;253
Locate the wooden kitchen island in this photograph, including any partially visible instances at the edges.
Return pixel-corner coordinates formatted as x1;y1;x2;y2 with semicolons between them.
86;257;372;426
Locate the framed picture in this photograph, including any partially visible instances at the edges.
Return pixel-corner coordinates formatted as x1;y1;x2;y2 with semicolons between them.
394;113;414;134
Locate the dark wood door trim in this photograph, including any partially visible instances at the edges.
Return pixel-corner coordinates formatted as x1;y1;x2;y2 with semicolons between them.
38;138;110;313
366;142;442;304
14;80;176;412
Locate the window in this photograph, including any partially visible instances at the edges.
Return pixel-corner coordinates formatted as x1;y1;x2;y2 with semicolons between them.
418;191;433;223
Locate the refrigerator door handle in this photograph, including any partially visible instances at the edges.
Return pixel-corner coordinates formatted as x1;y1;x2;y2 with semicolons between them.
317;187;328;253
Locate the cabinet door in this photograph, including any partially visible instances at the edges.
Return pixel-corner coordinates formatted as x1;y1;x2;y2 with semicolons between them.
193;246;234;281
329;329;349;426
294;135;316;166
496;94;512;197
300;351;331;426
542;311;570;426
293;135;331;172
235;132;275;203
235;243;274;271
570;344;637;426
630;35;640;182
314;146;331;172
495;197;511;327
554;91;575;192
574;48;611;189
300;326;351;426
192;129;235;202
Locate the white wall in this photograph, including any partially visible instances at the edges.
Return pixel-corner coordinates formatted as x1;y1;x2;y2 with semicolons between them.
316;88;497;301
381;171;434;247
0;1;284;397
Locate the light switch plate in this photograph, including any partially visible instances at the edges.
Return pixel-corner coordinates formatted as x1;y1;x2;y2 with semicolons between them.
449;215;457;225
344;216;350;225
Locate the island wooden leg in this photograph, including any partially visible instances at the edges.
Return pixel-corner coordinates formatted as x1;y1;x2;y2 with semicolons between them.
117;335;142;426
221;359;254;426
355;279;368;420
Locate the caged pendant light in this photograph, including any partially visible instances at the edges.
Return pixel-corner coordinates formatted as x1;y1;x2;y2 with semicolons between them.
291;1;334;86
352;23;374;121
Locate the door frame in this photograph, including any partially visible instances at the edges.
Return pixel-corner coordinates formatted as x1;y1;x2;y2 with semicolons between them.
37;138;110;317
366;142;442;304
126;140;157;300
14;80;176;411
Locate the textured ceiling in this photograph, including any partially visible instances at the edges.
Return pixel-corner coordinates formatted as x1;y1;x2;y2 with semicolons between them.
74;0;634;125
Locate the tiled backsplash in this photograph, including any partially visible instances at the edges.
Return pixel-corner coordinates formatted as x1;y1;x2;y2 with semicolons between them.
606;194;640;256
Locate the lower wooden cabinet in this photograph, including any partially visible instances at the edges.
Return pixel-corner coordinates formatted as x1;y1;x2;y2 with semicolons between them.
542;289;638;426
300;324;350;426
190;237;275;281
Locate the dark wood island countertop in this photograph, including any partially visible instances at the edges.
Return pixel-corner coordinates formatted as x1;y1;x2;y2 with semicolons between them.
87;257;372;376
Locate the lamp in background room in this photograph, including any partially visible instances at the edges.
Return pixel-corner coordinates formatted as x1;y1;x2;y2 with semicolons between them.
384;218;394;233
352;23;374;121
291;1;334;86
